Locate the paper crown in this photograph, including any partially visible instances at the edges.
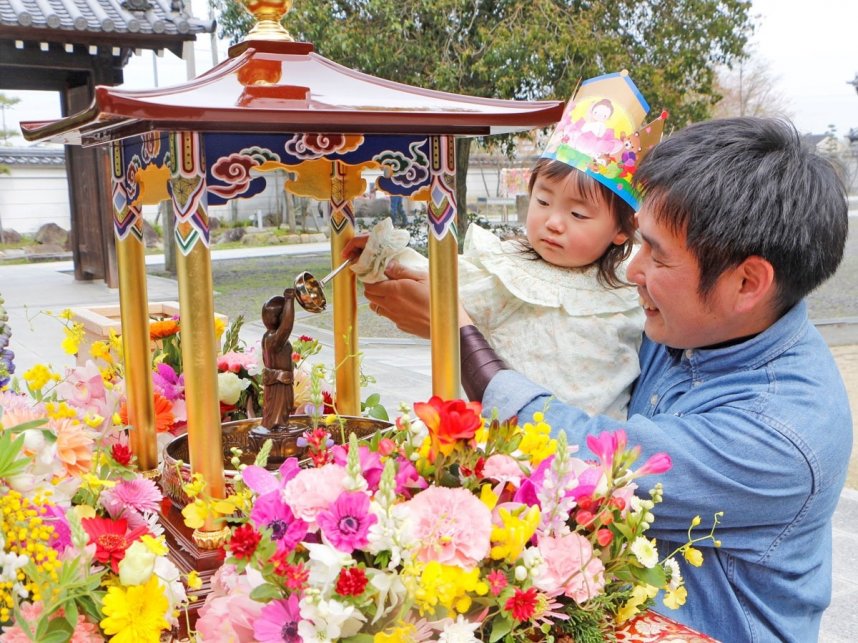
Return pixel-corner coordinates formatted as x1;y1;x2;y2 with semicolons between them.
541;70;667;210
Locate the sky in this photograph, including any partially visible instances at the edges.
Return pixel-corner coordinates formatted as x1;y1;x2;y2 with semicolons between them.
2;0;857;145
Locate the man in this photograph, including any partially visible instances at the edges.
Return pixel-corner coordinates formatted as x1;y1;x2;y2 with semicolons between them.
361;118;852;641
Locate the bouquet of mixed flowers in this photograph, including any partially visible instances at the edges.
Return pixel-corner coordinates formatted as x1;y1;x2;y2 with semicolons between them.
195;396;720;642
0;386;195;642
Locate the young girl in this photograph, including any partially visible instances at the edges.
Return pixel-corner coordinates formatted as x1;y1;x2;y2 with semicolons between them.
353;71;664;419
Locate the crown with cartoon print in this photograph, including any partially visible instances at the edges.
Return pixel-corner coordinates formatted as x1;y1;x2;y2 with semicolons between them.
541;70;668;210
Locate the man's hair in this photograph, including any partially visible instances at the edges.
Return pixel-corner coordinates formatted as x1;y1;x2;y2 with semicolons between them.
527;158;636;288
635;117;848;313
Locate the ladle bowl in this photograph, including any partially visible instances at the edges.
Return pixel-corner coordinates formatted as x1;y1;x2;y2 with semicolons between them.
294;257;353;313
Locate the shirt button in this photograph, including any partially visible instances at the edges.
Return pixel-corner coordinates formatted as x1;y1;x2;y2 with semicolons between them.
684;349;694;359
692;380;702;387
650;394;659;405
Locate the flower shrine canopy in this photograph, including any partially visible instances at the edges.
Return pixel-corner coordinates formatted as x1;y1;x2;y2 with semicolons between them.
21;2;564;546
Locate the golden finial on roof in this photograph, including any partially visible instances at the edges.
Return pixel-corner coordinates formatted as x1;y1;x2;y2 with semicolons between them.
239;0;295;42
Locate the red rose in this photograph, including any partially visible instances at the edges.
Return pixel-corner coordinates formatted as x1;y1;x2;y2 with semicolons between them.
413;396;482;457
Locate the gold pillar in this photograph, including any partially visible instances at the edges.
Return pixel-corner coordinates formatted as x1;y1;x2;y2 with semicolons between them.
170;131;227;546
427;136;460;398
116;237;158;471
110;140;158;472
176;243;226;528
428;233;460;398
330;161;360;415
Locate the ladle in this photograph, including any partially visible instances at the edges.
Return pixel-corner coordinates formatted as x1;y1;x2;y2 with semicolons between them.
294;257;353;313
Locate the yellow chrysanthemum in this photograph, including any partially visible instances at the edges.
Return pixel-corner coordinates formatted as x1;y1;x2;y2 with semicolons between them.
490;504;540;563
100;576;170;642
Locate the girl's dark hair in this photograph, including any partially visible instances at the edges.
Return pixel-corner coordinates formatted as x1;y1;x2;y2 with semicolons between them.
522;158;636;288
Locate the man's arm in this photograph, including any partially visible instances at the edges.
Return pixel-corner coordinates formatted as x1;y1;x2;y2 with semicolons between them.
484;368;817;560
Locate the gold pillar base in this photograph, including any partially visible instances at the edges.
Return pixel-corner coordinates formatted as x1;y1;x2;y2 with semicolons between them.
140;468;161;481
192;526;231;551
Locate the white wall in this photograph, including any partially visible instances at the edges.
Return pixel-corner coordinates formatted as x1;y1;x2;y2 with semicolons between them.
0;167;72;234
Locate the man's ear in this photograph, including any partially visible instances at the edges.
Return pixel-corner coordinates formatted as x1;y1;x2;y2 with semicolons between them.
734;256;776;313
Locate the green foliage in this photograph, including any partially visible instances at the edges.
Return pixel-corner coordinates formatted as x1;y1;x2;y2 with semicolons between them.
214;0;754;128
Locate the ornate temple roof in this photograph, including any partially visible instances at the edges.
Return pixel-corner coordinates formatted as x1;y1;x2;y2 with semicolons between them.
21;40;564;146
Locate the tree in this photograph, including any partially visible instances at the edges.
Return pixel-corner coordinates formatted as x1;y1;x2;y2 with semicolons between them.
211;0;755;232
0;94;21;146
712;56;792;120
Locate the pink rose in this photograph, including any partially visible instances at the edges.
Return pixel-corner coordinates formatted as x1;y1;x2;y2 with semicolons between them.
401;486;492;567
534;533;606;603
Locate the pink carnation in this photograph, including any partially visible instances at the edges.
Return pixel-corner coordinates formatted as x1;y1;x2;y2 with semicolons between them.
534;533;605;603
401;486;492;567
282;464;348;523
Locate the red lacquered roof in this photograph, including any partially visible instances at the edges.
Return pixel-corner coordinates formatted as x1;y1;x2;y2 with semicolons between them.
21;40;565;146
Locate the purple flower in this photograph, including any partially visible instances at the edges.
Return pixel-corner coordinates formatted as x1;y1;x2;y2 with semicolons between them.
242;458;301;496
394;456;428;497
43;503;72;552
250;491;308;554
152;362;184;401
316;491;377;553
253;595;302;643
332;444;383;491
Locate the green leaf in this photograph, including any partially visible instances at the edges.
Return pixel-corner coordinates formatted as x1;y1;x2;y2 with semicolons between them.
249;582;283;602
363;393;380;407
489;614;513;642
0;430;29;478
366;404;389;421
630;563;668;588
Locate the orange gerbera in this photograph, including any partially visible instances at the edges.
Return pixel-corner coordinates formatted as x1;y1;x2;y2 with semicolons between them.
52;417;95;477
149;319;180;340
119;393;175;433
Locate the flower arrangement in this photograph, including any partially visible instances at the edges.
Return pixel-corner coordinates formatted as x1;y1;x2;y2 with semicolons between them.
194;396;720;642
0;388;195;641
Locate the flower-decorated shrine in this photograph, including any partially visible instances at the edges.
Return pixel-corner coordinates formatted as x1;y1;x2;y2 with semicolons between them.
21;0;564;548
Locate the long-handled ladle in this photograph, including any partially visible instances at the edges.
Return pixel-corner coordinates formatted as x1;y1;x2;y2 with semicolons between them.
293;257;354;313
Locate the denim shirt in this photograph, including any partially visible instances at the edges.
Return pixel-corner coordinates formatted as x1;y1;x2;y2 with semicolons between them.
484;301;852;642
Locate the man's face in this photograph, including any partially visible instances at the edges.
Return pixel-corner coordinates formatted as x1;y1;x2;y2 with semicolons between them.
627;206;733;349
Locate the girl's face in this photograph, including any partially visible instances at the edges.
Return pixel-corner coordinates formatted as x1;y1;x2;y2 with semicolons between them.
526;172;628;269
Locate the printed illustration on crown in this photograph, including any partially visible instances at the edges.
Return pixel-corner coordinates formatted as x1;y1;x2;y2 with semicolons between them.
541;70;667;210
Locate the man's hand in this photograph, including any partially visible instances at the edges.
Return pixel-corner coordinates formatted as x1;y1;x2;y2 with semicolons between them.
363;261;473;338
363;261;432;338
